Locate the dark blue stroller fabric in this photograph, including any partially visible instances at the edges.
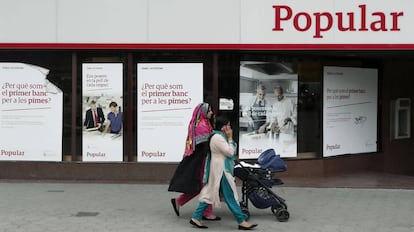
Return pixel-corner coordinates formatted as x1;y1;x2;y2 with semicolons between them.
234;149;290;222
257;148;287;171
248;186;278;209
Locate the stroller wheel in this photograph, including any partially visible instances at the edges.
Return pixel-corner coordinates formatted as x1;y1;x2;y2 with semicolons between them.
271;202;288;212
241;208;250;220
275;208;289;222
239;201;247;209
280;201;288;210
271;203;286;214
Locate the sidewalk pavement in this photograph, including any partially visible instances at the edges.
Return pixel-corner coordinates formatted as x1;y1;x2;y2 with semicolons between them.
0;182;413;232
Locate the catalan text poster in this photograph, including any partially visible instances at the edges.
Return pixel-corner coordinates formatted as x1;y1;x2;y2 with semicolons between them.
137;63;203;162
82;63;123;162
323;66;378;157
0;63;62;161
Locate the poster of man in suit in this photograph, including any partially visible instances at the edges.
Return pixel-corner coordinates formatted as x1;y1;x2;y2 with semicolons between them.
82;63;123;162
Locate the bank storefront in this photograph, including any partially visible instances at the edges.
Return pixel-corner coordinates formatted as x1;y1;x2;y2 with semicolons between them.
0;0;413;182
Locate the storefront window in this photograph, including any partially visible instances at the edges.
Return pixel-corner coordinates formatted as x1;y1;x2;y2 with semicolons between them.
0;51;72;161
216;53;322;160
0;50;382;163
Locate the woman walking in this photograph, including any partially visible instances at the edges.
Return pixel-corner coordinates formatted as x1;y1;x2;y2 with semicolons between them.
190;115;258;230
168;103;220;220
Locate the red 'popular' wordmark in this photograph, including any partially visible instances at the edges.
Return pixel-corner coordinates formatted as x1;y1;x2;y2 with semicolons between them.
272;4;404;38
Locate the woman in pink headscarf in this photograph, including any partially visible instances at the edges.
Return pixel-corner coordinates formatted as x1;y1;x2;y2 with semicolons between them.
168;102;220;221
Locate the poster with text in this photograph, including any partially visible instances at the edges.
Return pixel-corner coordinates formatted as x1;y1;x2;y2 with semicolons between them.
0;63;62;161
82;63;123;162
137;63;203;162
323;66;378;157
239;61;298;159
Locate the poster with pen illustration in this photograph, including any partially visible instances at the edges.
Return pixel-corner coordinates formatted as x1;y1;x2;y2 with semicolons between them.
82;63;123;162
137;63;203;162
323;66;378;157
0;63;62;161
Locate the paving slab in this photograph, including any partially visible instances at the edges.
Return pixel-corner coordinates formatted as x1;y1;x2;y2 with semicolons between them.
0;183;413;232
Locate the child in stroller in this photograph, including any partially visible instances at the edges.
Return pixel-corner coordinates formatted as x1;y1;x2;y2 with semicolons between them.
234;148;289;222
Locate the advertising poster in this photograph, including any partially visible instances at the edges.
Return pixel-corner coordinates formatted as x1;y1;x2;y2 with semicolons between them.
239;61;298;159
0;63;62;161
82;63;123;162
323;66;378;157
137;63;203;162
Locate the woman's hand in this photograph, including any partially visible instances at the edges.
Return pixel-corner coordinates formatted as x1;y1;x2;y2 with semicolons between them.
224;127;233;142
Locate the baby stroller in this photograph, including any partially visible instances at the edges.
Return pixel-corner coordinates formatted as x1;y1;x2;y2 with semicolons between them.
234;148;289;222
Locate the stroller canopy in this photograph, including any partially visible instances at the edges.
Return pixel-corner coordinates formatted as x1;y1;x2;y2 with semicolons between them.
257;149;287;172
